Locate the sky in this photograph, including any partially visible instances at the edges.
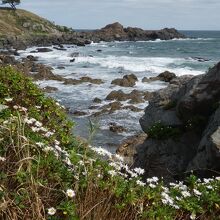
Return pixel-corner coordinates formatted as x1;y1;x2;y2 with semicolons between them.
17;0;220;30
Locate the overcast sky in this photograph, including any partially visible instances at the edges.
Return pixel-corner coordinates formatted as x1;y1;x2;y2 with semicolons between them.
18;0;220;30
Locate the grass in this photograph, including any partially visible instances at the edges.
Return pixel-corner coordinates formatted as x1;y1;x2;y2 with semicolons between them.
0;9;72;37
0;66;220;219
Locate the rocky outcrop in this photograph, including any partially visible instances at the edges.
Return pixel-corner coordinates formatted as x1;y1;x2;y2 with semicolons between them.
134;62;220;181
142;71;177;83
0;10;185;50
106;89;152;103
111;74;138;87
81;22;185;43
109;122;127;133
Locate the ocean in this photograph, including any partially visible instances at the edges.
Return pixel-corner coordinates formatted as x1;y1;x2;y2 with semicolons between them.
18;31;220;152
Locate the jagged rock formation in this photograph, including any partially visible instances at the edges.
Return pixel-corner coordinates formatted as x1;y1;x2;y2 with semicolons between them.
134;63;220;181
81;22;185;42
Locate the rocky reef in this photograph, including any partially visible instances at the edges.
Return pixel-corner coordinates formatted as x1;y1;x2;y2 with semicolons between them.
80;22;185;42
133;63;220;182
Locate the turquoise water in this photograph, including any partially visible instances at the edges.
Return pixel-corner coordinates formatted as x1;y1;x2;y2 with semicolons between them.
19;31;220;152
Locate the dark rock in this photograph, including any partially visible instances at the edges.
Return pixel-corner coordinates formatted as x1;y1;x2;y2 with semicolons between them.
57;66;65;69
191;57;211;62
53;46;67;51
109;101;123;113
70;52;80;57
142;76;159;83
0;55;17;65
89;105;99;110
135;62;220;181
134;132;200;182
111;74;138;87
123;105;142;112
73;110;87;116
142;71;176;83
42;86;58;93
158;71;176;82
92;101;123;117
106;90;128;101
64;76;103;85
106;89;146;103
187;106;220;173
116;133;148;165
26;55;38;61
109;122;126;133
93;97;102;103
177;62;220;122
37;48;53;52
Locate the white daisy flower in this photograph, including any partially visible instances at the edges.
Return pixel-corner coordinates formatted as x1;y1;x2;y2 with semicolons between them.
66;189;76;198
48;207;56;216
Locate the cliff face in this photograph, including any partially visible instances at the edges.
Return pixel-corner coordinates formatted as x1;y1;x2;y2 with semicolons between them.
135;63;220;182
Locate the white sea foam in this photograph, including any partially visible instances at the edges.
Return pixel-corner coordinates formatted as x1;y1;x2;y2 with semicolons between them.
74;55;204;76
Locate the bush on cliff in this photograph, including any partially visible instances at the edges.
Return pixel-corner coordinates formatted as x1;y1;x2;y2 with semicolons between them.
0;67;220;220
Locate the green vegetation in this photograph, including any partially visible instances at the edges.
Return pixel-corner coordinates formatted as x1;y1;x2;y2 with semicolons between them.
0;9;72;37
147;122;182;140
0;67;220;219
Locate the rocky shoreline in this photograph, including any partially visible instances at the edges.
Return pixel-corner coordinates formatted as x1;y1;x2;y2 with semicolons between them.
1;43;219;183
131;63;220;182
0;22;185;50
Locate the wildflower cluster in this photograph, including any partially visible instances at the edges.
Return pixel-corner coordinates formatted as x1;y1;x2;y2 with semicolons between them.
0;67;220;220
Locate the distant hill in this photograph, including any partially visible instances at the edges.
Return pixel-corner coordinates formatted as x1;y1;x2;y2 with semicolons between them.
0;8;72;37
0;9;185;49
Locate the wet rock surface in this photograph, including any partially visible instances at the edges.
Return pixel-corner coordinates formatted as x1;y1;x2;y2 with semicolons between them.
111;74;138;87
109;122;127;133
142;71;177;83
106;89;153;103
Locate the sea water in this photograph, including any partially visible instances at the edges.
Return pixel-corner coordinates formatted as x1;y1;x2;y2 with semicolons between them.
18;31;220;152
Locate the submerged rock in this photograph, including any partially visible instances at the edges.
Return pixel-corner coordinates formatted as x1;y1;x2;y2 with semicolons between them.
64;77;104;85
109;122;127;133
37;48;53;52
73;110;87;116
42;86;58;93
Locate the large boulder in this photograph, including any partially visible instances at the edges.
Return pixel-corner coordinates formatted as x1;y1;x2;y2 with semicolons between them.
187;107;220;174
158;71;176;82
140;83;186;133
134;132;200;182
135;62;220;181
177;62;220;121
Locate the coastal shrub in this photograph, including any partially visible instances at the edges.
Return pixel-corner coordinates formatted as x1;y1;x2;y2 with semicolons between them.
0;67;220;220
147;122;181;140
